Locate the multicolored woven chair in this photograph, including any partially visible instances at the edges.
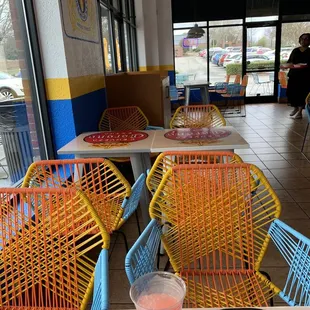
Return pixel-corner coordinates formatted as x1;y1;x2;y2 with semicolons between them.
22;158;145;242
0;187;110;310
99;106;162;162
269;219;310;306
125;218;162;284
148;163;282;308
170;104;226;129
146;151;243;194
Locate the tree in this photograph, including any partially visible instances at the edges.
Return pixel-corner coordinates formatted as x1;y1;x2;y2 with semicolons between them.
0;0;12;43
257;36;268;47
281;22;310;47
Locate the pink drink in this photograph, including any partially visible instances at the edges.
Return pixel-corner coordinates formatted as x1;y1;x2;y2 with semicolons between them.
130;272;186;310
137;293;181;310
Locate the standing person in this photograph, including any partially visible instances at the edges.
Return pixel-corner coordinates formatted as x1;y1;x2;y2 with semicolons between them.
283;33;310;119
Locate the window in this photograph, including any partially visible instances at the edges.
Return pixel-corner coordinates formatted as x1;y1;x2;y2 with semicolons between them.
0;0;52;186
100;0;138;74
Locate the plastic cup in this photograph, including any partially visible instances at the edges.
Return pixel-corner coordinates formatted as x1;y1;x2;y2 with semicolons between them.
130;272;186;310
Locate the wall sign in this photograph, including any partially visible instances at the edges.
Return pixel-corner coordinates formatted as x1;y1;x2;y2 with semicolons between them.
60;0;100;43
183;38;198;48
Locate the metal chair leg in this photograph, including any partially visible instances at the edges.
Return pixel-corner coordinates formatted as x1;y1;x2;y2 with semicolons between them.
115;230;129;253
301;123;309;153
135;210;141;235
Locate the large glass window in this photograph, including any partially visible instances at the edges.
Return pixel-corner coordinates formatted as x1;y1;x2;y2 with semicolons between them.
0;0;51;186
100;0;138;73
174;27;207;87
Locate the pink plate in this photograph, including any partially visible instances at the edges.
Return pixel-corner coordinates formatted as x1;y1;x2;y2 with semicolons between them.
84;131;149;143
164;128;232;141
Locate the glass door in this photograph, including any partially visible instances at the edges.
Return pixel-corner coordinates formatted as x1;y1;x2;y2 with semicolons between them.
245;24;278;101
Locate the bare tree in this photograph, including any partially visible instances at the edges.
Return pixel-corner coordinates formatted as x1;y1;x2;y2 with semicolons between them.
281;22;310;47
0;0;12;43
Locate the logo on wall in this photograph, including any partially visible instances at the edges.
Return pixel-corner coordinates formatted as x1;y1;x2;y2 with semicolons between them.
183;38;198;48
60;0;100;44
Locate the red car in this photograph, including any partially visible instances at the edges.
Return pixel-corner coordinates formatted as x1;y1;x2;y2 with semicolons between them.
218;53;228;66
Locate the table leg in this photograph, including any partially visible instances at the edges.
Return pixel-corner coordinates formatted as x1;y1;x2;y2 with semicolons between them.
130;153;151;227
201;86;210;105
74;154;84;182
185;86;190;106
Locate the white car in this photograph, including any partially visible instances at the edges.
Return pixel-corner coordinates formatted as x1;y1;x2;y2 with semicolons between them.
234;54;270;64
223;53;242;68
0;72;24;100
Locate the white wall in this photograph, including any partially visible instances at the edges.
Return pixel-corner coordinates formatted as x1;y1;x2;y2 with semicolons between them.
135;0;174;69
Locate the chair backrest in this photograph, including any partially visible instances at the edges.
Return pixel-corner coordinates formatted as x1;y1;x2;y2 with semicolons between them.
0;187;109;310
225;75;231;83
146;151;243;194
170;104;226;129
150;164;281;272
269;219;310;306
99;106;149;131
241;75;248;87
125;219;162;284
279;71;288;88
22;158;131;233
234;74;241;84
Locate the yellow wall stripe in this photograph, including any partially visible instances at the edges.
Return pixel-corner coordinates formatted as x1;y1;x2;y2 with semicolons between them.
45;74;106;101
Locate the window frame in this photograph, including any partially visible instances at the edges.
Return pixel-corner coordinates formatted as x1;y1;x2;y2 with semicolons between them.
99;0;138;74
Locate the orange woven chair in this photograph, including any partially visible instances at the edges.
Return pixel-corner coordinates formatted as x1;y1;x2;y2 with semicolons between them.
278;71;287;89
0;187;110;310
146;151;242;194
170;104;226;129
98;106;161;162
150;163;282;308
22;158;145;238
99;106;149;131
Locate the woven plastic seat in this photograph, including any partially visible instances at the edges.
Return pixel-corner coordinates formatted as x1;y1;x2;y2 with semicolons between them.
170;104;226;129
22;158;145;234
148;163;282;308
146;151;242;194
0;188;110;310
269;219;310;306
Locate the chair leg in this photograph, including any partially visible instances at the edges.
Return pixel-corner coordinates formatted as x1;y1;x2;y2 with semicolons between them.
164;258;170;271
301;123;309;153
115;230;129;253
135;210;141;235
260;270;274;307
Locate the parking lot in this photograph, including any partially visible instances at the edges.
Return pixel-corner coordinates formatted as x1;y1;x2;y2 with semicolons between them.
175;56;275;97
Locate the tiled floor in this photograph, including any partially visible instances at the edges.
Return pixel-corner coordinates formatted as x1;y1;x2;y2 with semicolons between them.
109;103;310;308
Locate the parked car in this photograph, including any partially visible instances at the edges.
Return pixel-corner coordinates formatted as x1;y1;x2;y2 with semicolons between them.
0;72;24;100
281;50;293;61
199;49;208;57
233;54;269;64
257;47;272;54
212;52;226;65
225;46;242;53
223;53;242;68
208;47;223;60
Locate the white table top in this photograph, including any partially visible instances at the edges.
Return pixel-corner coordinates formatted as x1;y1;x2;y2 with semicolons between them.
58;130;156;155
150;127;249;153
57;127;249;156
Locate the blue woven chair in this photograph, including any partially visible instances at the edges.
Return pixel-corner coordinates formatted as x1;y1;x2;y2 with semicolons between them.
125;219;162;284
268;219;310;306
301;93;310;153
91;249;109;310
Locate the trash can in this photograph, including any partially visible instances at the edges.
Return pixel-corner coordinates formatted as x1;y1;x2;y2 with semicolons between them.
0;99;33;183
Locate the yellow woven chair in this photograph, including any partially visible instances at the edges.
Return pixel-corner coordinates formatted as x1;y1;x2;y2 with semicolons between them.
0;187;110;310
170;104;226;129
146;150;242;194
22;158;142;235
99;106;149;131
150;163;282;308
